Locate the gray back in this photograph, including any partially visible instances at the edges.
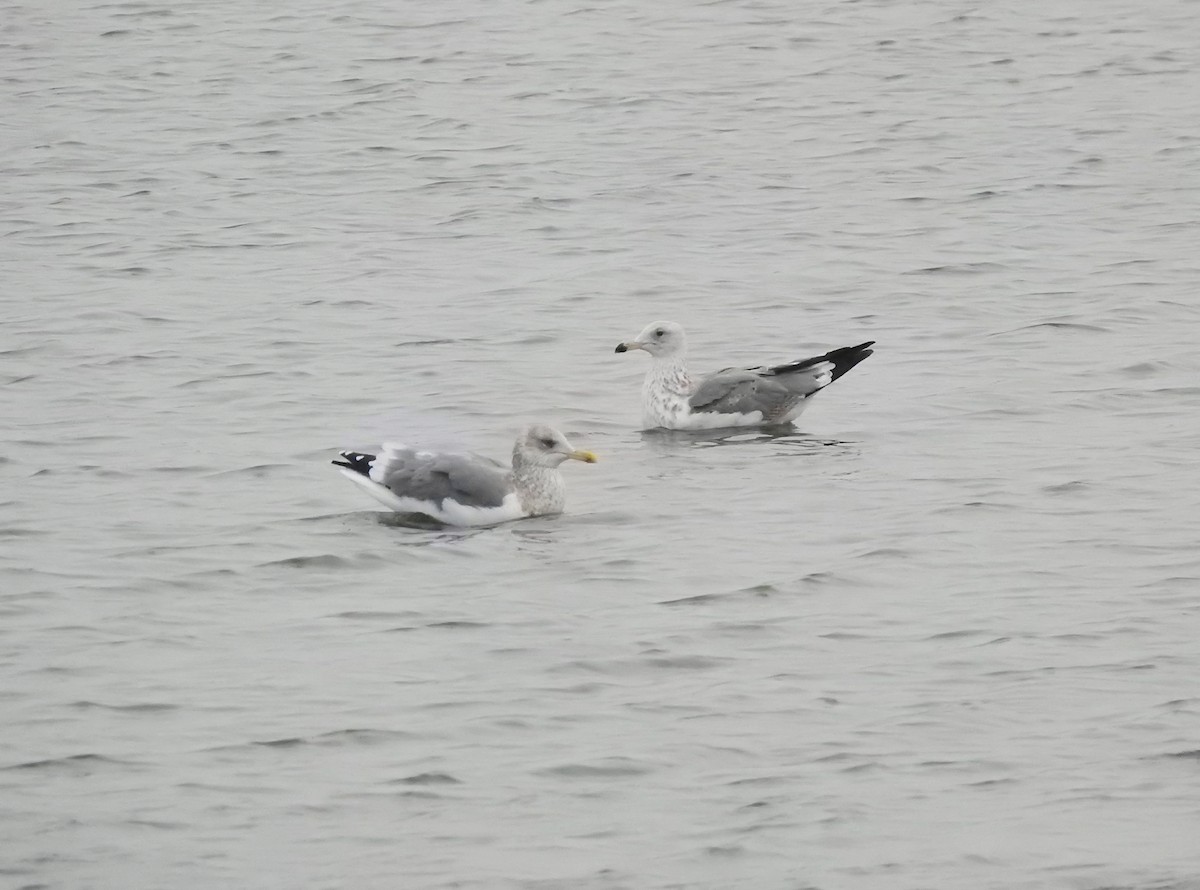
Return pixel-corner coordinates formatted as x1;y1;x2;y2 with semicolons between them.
379;450;512;508
689;368;797;418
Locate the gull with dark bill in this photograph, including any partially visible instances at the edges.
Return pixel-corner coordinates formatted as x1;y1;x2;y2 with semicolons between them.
615;321;874;431
333;424;597;526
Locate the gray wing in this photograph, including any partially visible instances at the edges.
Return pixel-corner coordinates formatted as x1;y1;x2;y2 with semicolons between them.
688;367;801;418
374;448;512;507
688;342;874;418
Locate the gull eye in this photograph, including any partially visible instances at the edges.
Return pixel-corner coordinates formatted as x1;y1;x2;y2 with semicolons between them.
655;328;665;337
540;437;556;448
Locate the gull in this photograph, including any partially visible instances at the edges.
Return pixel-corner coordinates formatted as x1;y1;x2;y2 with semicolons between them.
333;424;596;526
615;321;874;430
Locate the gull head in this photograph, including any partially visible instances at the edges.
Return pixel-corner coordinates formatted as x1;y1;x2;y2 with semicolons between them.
614;320;687;359
515;424;598;469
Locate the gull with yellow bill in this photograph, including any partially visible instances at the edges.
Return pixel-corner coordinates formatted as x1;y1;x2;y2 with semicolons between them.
333;424;596;526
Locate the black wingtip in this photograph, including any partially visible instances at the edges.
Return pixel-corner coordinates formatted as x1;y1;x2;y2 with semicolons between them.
615;343;628;353
332;450;375;476
770;341;876;381
825;341;875;382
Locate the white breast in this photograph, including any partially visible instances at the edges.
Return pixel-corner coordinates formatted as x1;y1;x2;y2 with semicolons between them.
513;466;567;516
642;363;694;430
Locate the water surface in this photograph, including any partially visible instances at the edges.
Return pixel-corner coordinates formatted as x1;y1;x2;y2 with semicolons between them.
3;0;1200;887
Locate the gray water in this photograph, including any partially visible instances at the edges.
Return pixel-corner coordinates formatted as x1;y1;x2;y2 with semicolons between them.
4;0;1200;887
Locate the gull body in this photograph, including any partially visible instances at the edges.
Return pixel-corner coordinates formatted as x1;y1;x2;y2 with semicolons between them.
615;321;874;431
333;424;596;526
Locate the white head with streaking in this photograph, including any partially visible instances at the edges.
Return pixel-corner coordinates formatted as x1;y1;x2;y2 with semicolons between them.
509;424;597;517
513;424;598;469
614;320;687;360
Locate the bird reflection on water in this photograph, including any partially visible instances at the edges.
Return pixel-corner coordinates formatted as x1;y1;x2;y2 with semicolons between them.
639;424;857;455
